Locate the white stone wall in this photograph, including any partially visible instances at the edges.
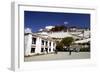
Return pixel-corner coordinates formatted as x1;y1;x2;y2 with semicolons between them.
24;34;56;56
24;34;32;56
35;37;42;53
51;41;54;52
48;30;90;39
47;41;50;53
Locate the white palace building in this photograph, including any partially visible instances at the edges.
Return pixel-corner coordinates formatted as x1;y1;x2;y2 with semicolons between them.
24;26;90;56
24;28;56;56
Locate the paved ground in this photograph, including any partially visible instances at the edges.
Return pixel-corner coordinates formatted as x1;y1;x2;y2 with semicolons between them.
24;52;90;62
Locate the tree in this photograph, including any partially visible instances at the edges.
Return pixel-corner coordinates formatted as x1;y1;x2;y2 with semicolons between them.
61;37;74;47
56;41;63;51
56;37;74;51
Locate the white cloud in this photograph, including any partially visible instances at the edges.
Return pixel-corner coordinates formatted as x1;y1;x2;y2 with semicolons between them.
39;29;43;31
64;21;68;24
25;28;32;33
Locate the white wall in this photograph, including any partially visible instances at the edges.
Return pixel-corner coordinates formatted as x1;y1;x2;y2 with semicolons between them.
35;37;41;53
48;31;90;39
0;0;100;73
24;34;32;56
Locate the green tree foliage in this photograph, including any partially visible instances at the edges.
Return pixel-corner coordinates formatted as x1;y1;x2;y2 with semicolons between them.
56;37;74;51
61;37;74;47
56;41;63;50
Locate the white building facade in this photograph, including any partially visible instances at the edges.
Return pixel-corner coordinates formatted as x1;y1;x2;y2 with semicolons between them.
24;31;56;56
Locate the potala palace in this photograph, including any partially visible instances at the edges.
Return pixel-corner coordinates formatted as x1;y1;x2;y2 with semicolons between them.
24;26;90;56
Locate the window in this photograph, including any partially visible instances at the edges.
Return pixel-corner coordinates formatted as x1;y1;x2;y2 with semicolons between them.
53;43;56;47
46;41;48;46
42;40;44;45
41;48;44;52
53;43;55;46
31;48;35;53
49;48;51;52
49;42;51;46
32;38;36;44
45;48;48;53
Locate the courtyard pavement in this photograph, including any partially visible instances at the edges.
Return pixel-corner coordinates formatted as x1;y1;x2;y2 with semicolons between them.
24;52;90;62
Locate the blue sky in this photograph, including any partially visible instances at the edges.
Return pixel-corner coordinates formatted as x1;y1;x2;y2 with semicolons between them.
24;11;90;32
